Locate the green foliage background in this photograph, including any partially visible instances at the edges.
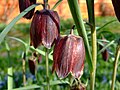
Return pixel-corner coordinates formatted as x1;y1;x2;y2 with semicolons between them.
0;17;120;90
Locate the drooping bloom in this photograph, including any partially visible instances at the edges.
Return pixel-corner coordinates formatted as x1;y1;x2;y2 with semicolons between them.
70;82;86;90
28;59;36;75
99;40;109;61
18;0;36;19
30;9;60;49
111;0;120;22
52;33;85;78
102;49;109;61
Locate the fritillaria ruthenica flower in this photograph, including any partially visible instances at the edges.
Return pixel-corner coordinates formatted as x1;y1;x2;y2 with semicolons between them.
18;0;36;19
99;45;109;61
99;38;109;61
30;9;60;49
52;30;85;78
70;81;86;90
28;59;36;75
111;0;120;22
28;52;42;75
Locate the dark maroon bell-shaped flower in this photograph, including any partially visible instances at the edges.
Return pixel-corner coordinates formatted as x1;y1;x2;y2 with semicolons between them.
99;40;109;61
52;33;85;78
28;59;36;75
30;9;60;49
70;83;86;90
102;49;109;61
99;45;109;61
111;0;120;22
18;0;36;19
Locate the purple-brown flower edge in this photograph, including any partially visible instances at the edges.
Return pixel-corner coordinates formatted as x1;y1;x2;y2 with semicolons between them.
99;44;109;61
52;34;85;79
30;9;60;49
111;0;120;22
18;0;36;19
28;59;36;75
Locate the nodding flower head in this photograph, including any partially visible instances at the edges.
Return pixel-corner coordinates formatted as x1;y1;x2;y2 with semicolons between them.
30;9;60;49
52;31;85;78
99;38;109;61
111;0;120;22
28;58;36;75
18;0;36;19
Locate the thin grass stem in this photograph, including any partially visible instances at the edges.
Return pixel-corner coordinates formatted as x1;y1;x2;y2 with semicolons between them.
111;44;120;90
45;48;50;90
5;41;13;90
86;0;97;89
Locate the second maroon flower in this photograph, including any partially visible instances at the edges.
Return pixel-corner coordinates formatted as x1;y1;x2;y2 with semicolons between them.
111;0;120;22
18;0;36;19
30;9;60;49
52;33;85;78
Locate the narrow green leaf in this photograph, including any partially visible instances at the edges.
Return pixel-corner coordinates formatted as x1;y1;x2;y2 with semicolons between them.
31;46;53;60
98;40;115;55
86;0;95;26
97;39;110;47
8;67;13;90
5;40;10;51
8;37;53;60
42;80;70;86
13;84;41;90
111;44;120;90
67;0;93;71
52;0;63;10
97;19;117;35
0;4;39;44
97;39;110;43
9;37;27;46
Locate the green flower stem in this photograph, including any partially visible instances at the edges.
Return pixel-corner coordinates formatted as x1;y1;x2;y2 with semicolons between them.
111;44;120;90
0;4;39;44
5;42;13;90
86;0;97;90
22;52;26;86
44;0;47;9
45;48;50;90
67;0;93;72
90;29;97;90
8;67;13;90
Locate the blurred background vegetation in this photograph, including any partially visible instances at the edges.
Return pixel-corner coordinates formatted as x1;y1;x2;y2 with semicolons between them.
0;0;120;90
0;16;120;90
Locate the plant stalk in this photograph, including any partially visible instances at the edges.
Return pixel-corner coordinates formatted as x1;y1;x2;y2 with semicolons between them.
8;67;13;90
22;52;26;86
44;0;48;9
111;44;120;90
45;48;50;90
90;28;97;90
67;0;93;72
86;0;97;90
5;42;13;90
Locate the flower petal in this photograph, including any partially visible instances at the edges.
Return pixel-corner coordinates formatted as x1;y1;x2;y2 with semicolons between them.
30;10;60;49
28;59;36;75
70;36;85;78
41;10;60;49
18;0;36;19
112;0;120;22
53;35;85;78
30;11;42;48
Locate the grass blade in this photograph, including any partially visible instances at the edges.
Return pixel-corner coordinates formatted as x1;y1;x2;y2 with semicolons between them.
0;4;39;44
67;0;93;72
13;84;41;90
8;37;53;60
42;80;70;86
51;0;63;10
111;44;120;90
98;40;115;55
